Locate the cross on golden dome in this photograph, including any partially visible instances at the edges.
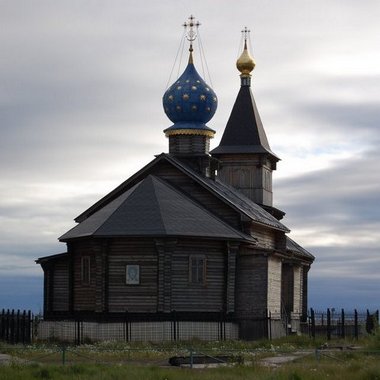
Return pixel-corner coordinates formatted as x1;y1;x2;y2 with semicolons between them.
236;26;255;78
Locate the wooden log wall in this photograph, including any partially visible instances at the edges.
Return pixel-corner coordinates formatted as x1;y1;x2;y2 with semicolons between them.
72;241;97;311
216;154;274;207
107;239;158;313
267;256;282;315
235;251;268;318
293;265;302;316
170;239;226;312
52;260;69;312
281;263;294;317
250;225;276;249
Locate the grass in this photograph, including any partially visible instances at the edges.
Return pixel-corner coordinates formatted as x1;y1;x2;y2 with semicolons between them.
1;333;380;379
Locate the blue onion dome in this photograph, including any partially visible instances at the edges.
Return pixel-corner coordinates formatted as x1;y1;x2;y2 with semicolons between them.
163;55;217;135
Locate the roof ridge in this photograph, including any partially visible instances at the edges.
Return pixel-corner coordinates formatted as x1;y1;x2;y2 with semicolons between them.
165;155;289;232
74;153;167;223
147;175;254;242
90;180;143;237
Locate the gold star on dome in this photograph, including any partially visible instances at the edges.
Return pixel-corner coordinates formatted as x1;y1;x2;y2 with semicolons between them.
191;86;197;91
176;105;181;110
192;105;197;111
183;94;189;100
206;107;211;112
186;79;190;83
196;80;201;83
213;96;217;102
200;94;206;101
177;86;182;90
205;87;210;91
168;95;174;101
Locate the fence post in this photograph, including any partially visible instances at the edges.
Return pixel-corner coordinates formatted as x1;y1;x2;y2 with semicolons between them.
10;309;15;344
62;345;66;365
171;310;177;342
15;310;20;344
189;347;194;369
219;310;222;341
27;311;32;344
5;309;10;342
341;309;345;339
124;310;129;342
327;308;331;341
76;320;81;345
310;308;315;339
354;309;358;340
0;309;4;341
268;310;272;341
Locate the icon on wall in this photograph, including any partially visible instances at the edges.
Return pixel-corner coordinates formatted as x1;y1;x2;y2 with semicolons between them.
126;265;140;285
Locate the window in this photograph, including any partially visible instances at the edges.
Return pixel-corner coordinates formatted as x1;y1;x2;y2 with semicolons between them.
189;256;206;285
81;256;90;285
126;264;140;285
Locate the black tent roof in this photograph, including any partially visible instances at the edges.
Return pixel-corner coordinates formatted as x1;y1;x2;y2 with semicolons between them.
211;86;279;161
60;175;254;242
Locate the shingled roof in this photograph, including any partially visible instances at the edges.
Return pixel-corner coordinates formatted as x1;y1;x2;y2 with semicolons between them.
60;175;254;242
286;236;315;261
74;154;289;232
166;155;289;232
210;86;279;161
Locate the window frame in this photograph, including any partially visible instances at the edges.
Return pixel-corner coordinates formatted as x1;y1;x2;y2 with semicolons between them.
81;256;91;285
189;255;207;286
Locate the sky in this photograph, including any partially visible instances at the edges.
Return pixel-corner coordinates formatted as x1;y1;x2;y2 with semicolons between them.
1;0;379;313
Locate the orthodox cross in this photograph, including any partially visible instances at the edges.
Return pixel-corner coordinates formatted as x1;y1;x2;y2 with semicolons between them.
183;15;201;53
241;26;250;43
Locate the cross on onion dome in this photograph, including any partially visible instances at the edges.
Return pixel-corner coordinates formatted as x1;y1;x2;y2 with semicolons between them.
183;15;201;53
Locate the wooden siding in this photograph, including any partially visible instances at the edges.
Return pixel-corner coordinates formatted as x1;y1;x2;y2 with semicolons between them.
52;260;69;312
250;225;276;249
107;239;158;313
235;250;268;318
169;135;210;155
170;240;226;312
216;154;273;206
275;231;287;251
293;265;302;315
267;256;282;314
226;243;238;313
281;263;294;317
72;241;97;311
302;266;309;320
45;269;50;313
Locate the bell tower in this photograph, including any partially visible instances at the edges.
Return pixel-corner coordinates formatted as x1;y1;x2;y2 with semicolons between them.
211;28;281;216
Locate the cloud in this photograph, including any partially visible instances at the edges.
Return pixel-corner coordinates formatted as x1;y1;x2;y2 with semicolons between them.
1;0;379;311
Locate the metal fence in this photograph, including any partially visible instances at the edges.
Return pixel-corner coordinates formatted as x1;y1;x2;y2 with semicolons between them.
36;311;287;343
36;319;240;344
304;308;379;340
0;309;33;344
1;307;378;345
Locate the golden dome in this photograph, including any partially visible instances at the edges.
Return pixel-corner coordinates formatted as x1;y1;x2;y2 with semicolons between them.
236;41;255;76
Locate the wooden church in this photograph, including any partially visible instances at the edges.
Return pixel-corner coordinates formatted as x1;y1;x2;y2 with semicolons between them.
37;19;314;340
